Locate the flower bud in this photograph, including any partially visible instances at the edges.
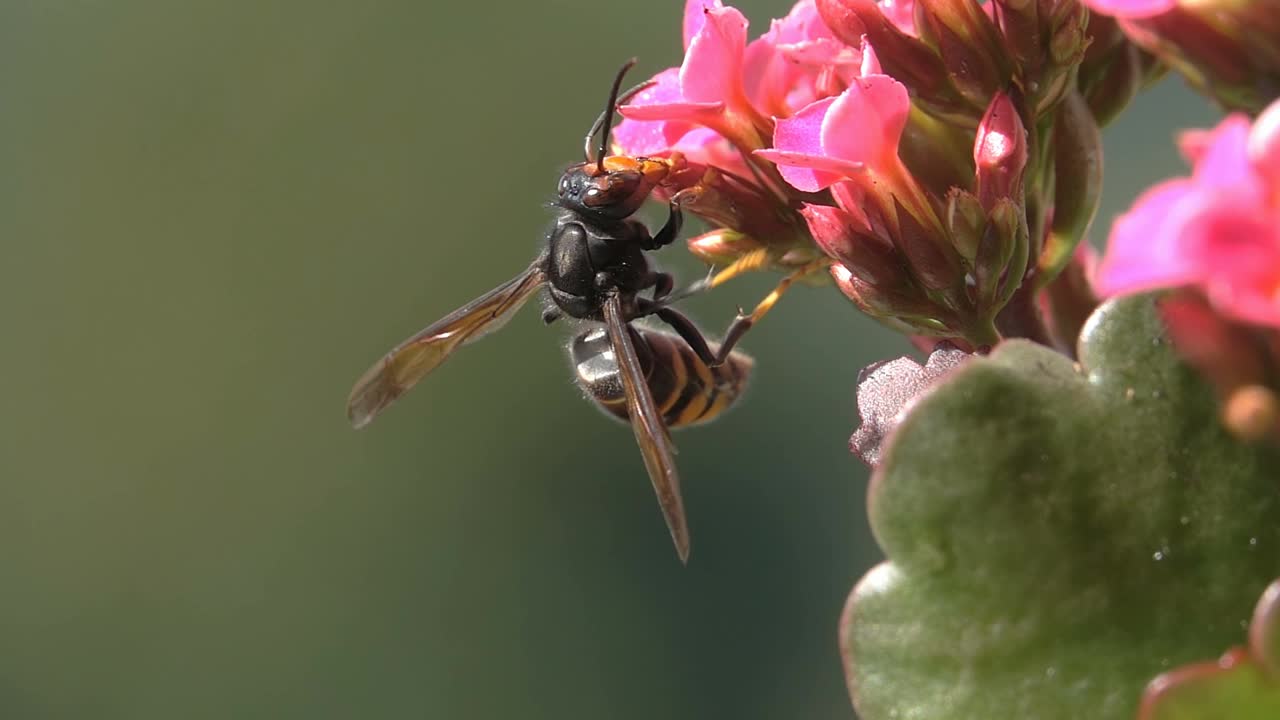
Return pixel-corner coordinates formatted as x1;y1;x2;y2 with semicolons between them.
991;0;1090;117
674;167;810;254
973;91;1029;213
686;228;764;266
945;188;987;263
914;0;1013;108
830;264;942;334
893;197;965;292
800;203;909;291
991;0;1042;78
1111;2;1280;114
975;197;1028;309
816;0;978;119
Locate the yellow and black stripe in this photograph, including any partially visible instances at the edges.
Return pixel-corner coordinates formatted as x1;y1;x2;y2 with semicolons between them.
569;326;753;428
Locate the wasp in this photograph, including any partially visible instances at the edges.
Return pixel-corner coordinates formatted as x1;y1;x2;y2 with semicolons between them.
347;60;760;563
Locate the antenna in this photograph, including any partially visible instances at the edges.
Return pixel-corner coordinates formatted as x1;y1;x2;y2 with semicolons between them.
586;58;637;172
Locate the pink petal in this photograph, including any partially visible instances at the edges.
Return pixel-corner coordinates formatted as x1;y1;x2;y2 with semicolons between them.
774;96;834;156
1096;179;1202;295
743;28;791;117
1184;200;1280;284
755;149;861;191
1206;280;1280;329
879;0;916;35
742;3;829;118
618;100;724;124
1080;0;1177;19
683;0;723;51
821;75;910;170
612;117;681;157
612;68;693;156
860;41;881;76
1192;114;1253;189
680;5;749;104
672;127;753;178
1177;128;1213;165
1247;97;1280;189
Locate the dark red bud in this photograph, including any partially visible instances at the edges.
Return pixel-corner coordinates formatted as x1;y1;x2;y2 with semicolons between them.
991;0;1042;78
816;0;954;105
800;203;908;290
1048;0;1088;67
830;264;939;328
916;0;1012;107
893;196;964;291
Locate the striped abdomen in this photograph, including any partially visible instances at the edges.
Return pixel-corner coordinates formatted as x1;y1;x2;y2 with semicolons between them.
569;326;753;428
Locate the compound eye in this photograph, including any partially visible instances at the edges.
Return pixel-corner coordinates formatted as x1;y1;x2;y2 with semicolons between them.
581;179;615;208
558;177;571;197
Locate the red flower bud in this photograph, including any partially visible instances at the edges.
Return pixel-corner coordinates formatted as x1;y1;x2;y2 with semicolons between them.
686;228;764;266
992;0;1090;116
830;264;940;331
915;0;1013;108
973;91;1028;213
1112;2;1280;114
893;196;965;292
800;203;908;290
816;0;973;117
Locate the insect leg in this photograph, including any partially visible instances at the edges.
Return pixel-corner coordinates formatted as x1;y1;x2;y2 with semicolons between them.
704;257;832;365
636;298;721;370
646;197;685;250
649;272;675;302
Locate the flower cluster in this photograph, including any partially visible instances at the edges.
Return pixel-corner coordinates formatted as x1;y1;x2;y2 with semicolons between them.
613;0;1111;344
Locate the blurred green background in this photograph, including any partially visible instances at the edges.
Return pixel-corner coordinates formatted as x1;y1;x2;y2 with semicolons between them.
1;2;1216;718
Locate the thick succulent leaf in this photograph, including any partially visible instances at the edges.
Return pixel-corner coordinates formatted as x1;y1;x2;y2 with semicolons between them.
1137;580;1280;720
844;295;1280;720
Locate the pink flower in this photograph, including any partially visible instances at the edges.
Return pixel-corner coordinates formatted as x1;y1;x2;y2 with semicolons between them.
615;0;765;154
607;0;870;266
743;0;862;118
1080;0;1177;19
1097;99;1280;328
613;0;861;161
756;46;911;196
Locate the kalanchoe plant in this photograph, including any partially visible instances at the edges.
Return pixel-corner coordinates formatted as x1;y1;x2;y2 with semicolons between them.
617;1;1280;718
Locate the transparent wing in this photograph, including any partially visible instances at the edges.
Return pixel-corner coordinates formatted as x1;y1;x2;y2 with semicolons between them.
347;259;546;429
603;294;690;563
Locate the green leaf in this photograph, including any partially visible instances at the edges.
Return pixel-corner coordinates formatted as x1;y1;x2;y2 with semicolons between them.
844;295;1280;720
